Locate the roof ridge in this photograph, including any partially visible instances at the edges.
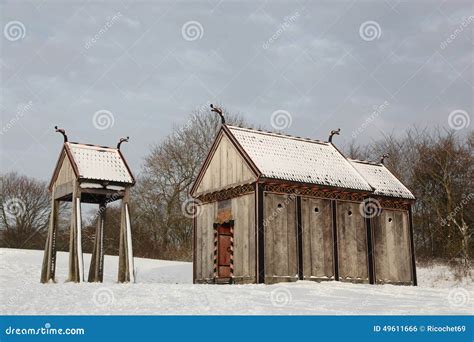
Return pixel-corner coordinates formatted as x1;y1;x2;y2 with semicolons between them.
67;142;117;150
226;125;328;145
348;158;382;166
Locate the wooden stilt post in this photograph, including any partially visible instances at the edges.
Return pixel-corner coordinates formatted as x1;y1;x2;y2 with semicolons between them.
88;201;106;282
68;182;84;282
40;190;59;283
118;190;135;283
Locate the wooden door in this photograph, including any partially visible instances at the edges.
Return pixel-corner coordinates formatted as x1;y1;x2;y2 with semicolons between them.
217;226;232;278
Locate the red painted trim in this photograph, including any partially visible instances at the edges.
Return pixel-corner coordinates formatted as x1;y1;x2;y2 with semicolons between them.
259;177;374;196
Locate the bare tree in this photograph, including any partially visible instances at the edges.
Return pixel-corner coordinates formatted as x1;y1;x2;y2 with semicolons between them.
345;128;473;272
131;105;248;260
411;129;473;272
0;172;51;249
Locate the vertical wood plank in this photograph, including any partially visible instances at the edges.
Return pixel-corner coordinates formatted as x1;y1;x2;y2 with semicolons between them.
374;209;414;284
313;199;325;277
196;208;202;280
355;203;368;279
88;201;106;282
40;189;59;283
408;206;418;285
386;211;397;281
118;190;134;283
336;202;347;279
322;200;334;277
287;195;297;277
125;203;135;282
242;195;250;278
232;197;242;278
400;211;411;282
220;135;226;188
336;201;368;281
68;181;83;283
248;194;256;279
275;195;288;276
332;200;339;280
301;198;312;277
203;202;210;279
264;193;274;278
209;202;216;279
257;185;265;283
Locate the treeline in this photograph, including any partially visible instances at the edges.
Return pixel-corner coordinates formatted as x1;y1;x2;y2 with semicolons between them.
1;111;472;269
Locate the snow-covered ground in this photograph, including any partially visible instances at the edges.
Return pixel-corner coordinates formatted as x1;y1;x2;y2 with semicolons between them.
0;248;472;315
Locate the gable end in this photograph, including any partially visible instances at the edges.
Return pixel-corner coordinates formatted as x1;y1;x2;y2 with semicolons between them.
191;128;259;197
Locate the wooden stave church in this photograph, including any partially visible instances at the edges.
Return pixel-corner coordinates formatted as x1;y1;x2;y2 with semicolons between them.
190;122;417;286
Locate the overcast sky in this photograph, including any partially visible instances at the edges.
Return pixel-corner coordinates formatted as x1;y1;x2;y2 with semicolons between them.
1;0;472;181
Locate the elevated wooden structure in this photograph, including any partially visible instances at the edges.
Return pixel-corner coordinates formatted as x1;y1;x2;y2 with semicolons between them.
41;128;136;283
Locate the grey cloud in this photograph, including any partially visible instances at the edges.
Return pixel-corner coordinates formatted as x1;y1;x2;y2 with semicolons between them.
0;0;472;181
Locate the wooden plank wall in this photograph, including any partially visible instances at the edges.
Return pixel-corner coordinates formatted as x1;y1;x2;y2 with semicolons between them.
263;193;298;283
53;153;76;199
301;197;334;280
195;134;256;196
195;201;217;282
56;153;75;185
336;201;369;282
194;193;256;283
373;209;413;284
231;193;256;283
195;191;413;286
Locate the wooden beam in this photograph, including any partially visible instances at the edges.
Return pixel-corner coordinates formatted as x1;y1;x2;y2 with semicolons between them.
79;188;125;197
40;189;59;283
88;201;106;282
68;181;84;282
296;196;303;280
408;205;417;286
118;190;135;283
365;200;375;285
256;183;265;283
331;200;339;281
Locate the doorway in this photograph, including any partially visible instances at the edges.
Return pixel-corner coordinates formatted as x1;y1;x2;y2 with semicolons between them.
216;223;233;281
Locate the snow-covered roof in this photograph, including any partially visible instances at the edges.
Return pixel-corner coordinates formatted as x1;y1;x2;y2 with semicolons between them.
66;142;134;184
349;159;415;200
227;126;373;192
